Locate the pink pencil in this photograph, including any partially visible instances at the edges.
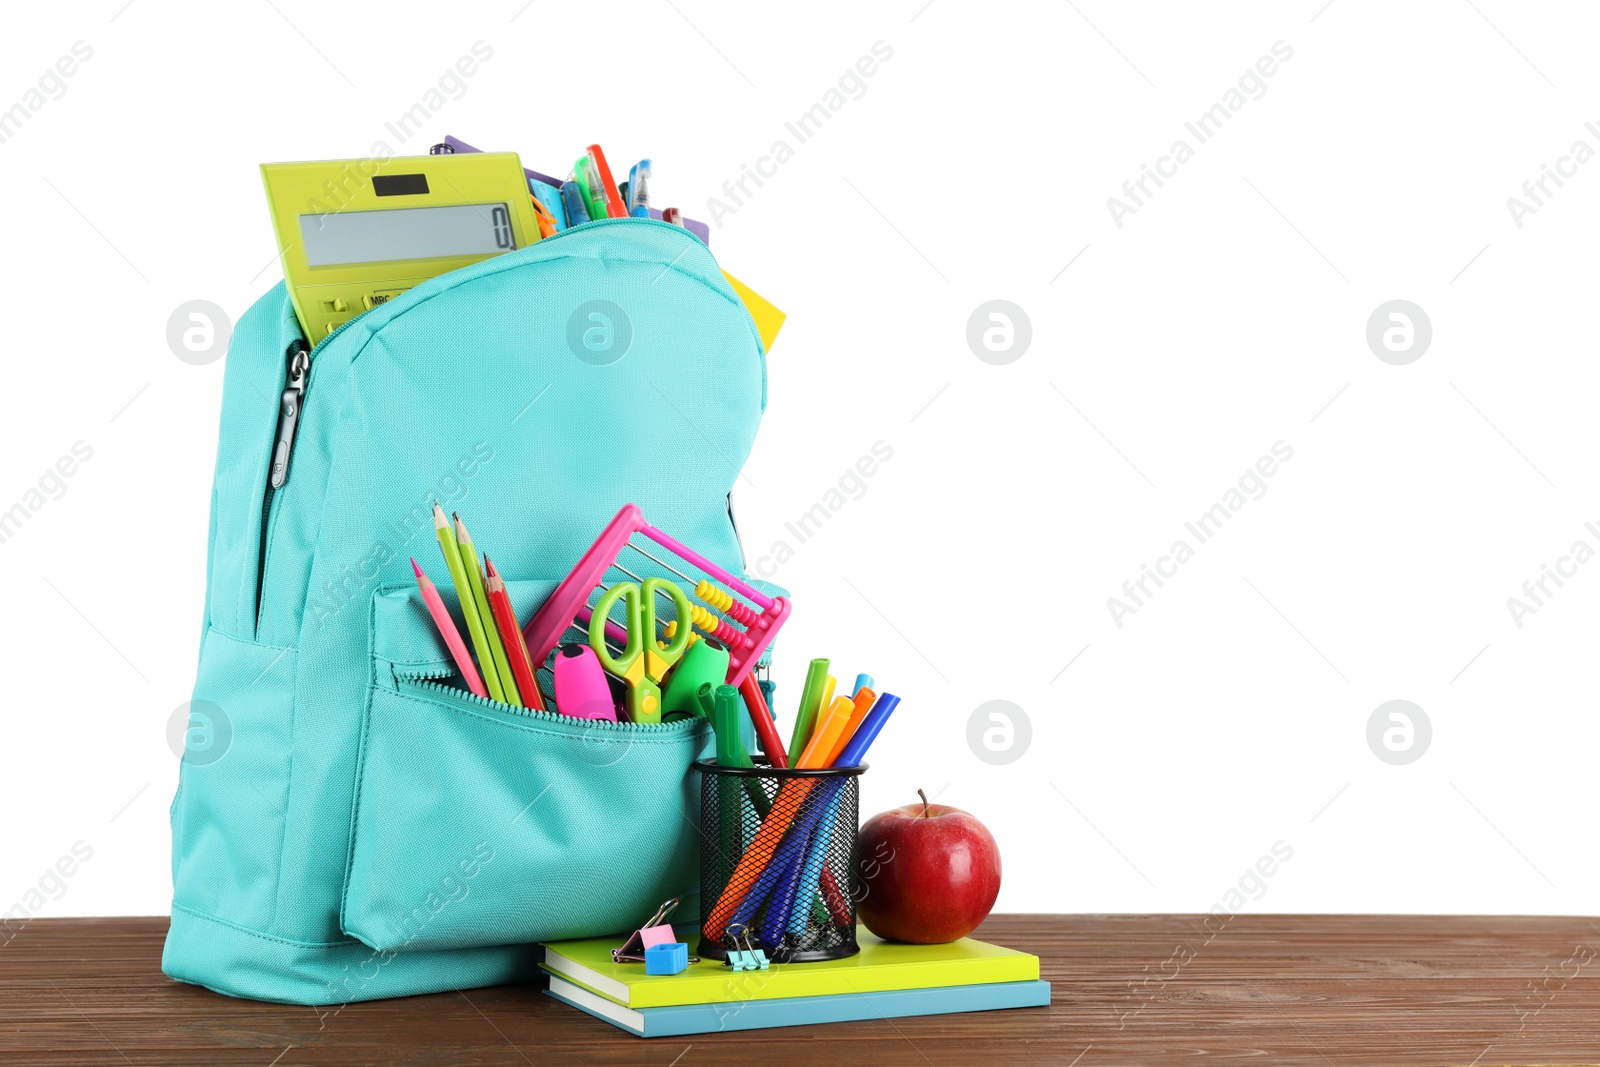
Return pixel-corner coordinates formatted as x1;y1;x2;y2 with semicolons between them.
410;557;488;698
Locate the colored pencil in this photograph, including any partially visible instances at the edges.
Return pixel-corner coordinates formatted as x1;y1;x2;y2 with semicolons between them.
485;557;547;711
410;558;487;698
454;513;521;707
433;503;505;703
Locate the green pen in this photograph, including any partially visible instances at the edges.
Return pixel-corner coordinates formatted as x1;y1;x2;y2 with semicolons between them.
787;658;830;766
453;514;521;706
433;504;505;703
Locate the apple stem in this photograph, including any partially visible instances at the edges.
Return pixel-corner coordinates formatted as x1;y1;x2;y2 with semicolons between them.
918;788;930;818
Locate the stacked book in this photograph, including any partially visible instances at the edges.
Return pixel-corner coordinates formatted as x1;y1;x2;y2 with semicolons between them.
539;927;1049;1038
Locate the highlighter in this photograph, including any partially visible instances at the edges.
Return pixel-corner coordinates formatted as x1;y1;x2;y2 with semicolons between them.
660;636;730;720
585;143;629;218
553;643;616;721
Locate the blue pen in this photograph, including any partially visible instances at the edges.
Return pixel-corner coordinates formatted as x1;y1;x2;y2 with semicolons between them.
627;159;651;215
852;674;874;696
560;181;591;226
785;780;849;935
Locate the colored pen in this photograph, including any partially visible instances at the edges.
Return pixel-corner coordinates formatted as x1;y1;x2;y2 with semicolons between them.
484;558;546;711
852;673;874;696
627;159;651;216
454;514;521;706
434;504;505;703
824;687;876;767
816;675;837;730
586;144;629;219
787;658;830;765
797;696;854;770
660;206;683;226
560;181;591;226
573;157;609;224
410;558;487;698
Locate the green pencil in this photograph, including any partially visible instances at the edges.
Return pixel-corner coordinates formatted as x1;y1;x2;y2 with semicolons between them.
453;513;521;707
433;503;505;703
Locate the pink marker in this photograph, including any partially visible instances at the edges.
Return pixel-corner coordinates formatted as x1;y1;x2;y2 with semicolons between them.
411;558;487;698
553;643;617;721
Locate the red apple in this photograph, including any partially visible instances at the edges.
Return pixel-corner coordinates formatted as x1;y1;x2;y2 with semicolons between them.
855;789;1001;943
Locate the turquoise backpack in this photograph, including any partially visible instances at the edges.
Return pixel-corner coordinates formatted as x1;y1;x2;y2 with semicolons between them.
164;218;770;1005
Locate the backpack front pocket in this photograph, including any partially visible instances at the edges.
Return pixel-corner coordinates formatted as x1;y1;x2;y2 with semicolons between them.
341;582;710;953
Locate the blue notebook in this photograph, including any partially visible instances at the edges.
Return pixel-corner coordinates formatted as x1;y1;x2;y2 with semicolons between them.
546;975;1051;1037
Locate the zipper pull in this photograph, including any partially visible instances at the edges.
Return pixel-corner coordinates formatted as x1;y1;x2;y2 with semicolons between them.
269;340;310;489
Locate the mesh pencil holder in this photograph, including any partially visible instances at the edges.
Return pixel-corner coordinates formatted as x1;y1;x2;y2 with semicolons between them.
695;758;866;963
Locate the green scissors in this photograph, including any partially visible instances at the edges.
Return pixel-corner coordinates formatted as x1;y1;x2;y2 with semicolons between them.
589;577;694;724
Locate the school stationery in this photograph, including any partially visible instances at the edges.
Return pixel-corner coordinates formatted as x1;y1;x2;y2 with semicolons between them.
644;942;689;976
261;152;541;345
588;577;693;724
705;692;900;942
796;695;854;770
484;558;546;711
440;134;714;243
454;515;520;706
528;177;567;231
560;180;591;225
409;557;487;698
613;899;683;964
824;686;877;767
546;976;1052;1038
658;636;729;719
787;658;830;764
721;923;769;971
627;159;651;216
542;929;1043;1009
432;503;505;703
523;503;791;692
552;643;617;721
853;673;873;696
586;144;629;218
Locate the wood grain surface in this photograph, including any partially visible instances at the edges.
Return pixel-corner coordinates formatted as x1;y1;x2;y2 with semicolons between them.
3;913;1598;1066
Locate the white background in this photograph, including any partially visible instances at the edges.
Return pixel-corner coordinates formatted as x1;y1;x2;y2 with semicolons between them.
3;1;1596;920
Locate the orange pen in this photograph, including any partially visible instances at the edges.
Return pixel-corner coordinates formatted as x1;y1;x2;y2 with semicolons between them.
824;688;876;768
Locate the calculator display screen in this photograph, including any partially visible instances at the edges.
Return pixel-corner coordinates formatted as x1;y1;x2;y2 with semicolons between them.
299;203;516;266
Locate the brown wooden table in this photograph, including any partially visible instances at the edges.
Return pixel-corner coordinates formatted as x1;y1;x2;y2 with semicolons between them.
4;914;1598;1066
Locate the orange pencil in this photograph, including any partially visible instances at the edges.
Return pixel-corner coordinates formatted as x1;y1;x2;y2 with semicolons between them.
484;558;547;712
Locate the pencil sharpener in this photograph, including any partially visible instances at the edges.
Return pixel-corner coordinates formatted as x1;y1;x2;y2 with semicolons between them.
645;942;690;976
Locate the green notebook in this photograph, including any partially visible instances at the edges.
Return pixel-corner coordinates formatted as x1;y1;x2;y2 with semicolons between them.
540;928;1040;1009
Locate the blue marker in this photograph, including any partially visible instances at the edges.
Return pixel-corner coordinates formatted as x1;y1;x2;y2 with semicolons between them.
560;180;591;226
852;674;874;696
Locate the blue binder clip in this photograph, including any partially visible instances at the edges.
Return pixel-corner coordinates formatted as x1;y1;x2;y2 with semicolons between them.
723;923;769;972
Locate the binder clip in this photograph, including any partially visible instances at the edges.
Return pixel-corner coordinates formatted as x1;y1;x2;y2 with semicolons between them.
722;923;769;972
613;898;691;964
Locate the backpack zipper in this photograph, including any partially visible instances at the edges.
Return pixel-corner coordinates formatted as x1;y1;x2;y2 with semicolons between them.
399;674;693;736
255;338;310;631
